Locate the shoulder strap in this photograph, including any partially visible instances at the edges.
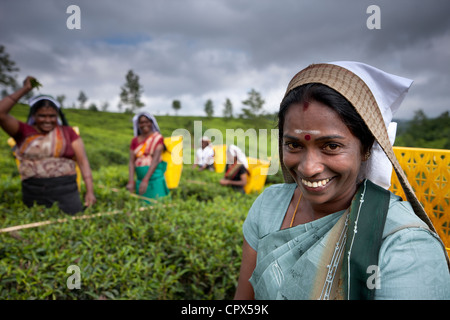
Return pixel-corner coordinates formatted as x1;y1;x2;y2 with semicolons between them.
342;179;390;300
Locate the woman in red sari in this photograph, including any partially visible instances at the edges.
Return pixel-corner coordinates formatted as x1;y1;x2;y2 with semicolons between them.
126;112;169;201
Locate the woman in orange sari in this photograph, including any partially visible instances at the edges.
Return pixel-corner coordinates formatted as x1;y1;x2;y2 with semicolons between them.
126;112;169;201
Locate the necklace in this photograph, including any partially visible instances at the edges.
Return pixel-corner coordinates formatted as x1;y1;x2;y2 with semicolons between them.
289;192;303;228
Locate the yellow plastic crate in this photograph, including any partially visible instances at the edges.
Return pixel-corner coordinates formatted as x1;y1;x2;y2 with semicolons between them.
162;135;183;189
390;147;450;254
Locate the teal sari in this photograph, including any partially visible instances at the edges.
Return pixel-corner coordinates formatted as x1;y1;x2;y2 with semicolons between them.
135;161;169;202
133;132;170;202
244;180;448;299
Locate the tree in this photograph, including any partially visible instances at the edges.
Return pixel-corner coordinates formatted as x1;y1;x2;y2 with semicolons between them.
88;103;98;111
78;91;88;109
101;101;109;112
120;70;144;112
395;110;450;149
0;45;19;90
223;98;233;118
172;100;181;115
56;95;66;108
204;99;214;118
241;88;265;118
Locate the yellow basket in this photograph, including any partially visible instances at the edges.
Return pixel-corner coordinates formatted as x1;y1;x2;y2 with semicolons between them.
162;135;183;189
212;144;228;173
389;147;450;255
7;126;82;191
211;145;270;194
244;157;270;194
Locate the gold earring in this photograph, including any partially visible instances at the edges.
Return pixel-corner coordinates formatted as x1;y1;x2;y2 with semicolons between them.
363;150;371;161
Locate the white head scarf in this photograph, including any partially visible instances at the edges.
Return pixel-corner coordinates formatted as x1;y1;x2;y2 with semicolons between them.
281;61;445;243
330;61;413;189
227;144;248;169
132;112;161;136
27;95;63;125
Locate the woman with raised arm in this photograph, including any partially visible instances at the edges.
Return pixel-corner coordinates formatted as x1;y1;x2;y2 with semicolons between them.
0;76;96;214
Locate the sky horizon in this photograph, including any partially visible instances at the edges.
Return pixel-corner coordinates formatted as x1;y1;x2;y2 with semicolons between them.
1;0;449;119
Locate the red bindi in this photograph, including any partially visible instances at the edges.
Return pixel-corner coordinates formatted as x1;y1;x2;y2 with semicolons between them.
303;101;309;110
305;134;311;141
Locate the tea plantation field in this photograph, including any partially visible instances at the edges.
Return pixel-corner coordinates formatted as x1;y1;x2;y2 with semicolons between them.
0;106;282;299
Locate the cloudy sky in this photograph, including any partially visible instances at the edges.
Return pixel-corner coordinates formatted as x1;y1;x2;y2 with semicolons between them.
1;0;449;119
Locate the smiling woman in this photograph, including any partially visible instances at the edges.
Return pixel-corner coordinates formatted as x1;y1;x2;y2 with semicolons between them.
126;112;169;201
0;76;96;215
234;61;450;300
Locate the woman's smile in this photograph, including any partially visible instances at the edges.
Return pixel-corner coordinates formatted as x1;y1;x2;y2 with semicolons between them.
283;100;364;212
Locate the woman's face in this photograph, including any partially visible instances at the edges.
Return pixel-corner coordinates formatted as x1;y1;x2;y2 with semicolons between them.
138;116;153;135
282;100;364;211
33;106;58;133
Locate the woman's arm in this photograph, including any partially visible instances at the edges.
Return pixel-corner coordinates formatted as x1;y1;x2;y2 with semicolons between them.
138;143;164;195
72;137;96;207
0;76;34;136
234;238;257;300
127;149;136;192
220;172;248;187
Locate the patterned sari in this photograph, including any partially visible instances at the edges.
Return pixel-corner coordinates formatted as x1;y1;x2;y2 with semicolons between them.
133;132;169;200
17;126;76;180
16;125;82;215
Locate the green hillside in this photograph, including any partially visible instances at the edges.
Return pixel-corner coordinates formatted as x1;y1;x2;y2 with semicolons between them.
0;105;281;300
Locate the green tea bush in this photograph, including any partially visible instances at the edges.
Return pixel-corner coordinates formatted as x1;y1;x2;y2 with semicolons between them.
0;108;272;300
0;164;259;299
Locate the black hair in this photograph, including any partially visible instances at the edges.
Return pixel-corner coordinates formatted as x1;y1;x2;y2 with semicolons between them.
28;99;69;126
278;83;375;154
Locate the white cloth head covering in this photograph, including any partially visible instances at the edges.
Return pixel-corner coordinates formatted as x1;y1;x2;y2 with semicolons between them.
227;144;248;168
330;61;413;189
281;61;440;234
132;112;161;136
200;136;211;143
27;95;62;125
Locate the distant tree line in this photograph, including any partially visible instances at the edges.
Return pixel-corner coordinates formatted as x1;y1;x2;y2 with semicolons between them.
395;110;450;149
1;44;448;149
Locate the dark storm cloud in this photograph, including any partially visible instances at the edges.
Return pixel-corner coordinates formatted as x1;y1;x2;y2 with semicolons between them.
0;0;448;118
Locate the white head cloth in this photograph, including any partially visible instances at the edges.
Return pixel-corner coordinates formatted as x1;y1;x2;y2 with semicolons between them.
132;112;161;137
27;95;62;125
227;144;248;169
330;61;413;189
199;136;212;145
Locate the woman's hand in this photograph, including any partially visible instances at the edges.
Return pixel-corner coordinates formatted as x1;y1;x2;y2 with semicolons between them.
138;179;149;195
84;191;96;207
126;181;135;193
219;178;229;186
23;76;35;91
